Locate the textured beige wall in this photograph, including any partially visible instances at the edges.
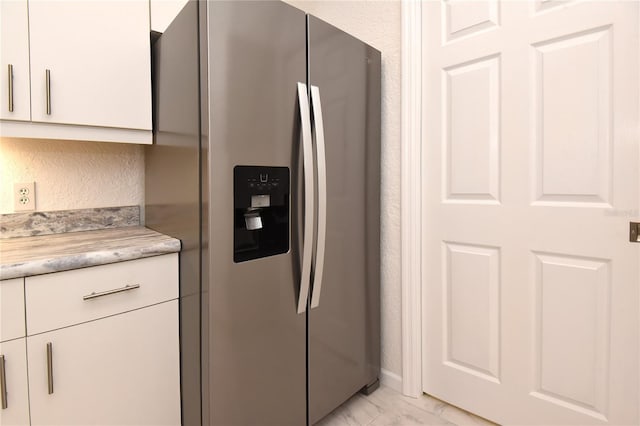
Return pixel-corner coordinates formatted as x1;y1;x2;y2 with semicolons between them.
283;0;403;378
0;138;144;215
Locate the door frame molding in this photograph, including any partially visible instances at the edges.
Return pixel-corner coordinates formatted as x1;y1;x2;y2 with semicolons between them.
400;0;423;398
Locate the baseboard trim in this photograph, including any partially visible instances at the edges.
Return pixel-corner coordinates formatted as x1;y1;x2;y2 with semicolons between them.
380;368;403;393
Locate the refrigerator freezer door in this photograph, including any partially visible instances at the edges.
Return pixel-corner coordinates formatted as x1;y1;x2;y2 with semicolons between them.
307;15;382;425
205;2;307;425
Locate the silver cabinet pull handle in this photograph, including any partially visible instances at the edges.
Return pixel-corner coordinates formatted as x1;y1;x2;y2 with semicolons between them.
0;355;7;409
46;343;53;395
297;82;314;314
83;284;140;301
45;69;51;115
7;64;13;112
310;85;327;309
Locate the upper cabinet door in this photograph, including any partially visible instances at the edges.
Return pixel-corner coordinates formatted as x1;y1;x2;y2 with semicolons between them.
0;0;30;122
28;0;152;130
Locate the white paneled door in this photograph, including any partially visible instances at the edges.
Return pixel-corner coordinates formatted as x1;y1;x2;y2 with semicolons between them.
422;1;639;424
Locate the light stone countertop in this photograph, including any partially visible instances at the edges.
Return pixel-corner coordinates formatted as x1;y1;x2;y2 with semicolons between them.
0;226;181;280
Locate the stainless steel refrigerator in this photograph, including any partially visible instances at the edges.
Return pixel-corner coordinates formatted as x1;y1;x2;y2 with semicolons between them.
145;1;381;425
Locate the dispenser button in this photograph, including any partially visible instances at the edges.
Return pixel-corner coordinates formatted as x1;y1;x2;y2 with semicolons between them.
251;194;271;208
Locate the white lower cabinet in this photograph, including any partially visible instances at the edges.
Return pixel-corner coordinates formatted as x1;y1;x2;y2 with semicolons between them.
1;254;181;425
27;300;181;426
0;278;26;343
0;277;29;426
0;339;30;426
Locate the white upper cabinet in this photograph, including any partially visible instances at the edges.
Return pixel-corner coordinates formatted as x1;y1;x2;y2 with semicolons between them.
28;0;152;131
0;0;152;144
0;0;30;122
150;0;189;33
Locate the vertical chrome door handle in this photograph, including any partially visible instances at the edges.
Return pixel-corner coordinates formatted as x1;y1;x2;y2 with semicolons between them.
45;69;51;115
7;64;14;112
0;355;7;409
297;82;315;314
310;86;327;309
46;342;53;394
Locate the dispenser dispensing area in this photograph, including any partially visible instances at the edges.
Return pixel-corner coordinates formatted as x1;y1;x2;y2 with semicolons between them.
233;166;290;262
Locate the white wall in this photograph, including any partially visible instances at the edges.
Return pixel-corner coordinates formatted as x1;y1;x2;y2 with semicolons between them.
0;138;144;214
283;0;403;380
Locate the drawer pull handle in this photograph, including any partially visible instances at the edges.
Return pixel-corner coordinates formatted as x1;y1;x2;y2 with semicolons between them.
83;284;140;301
46;343;53;395
1;355;7;409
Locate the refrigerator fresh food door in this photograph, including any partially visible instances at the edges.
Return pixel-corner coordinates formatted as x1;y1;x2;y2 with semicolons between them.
205;2;307;425
307;15;382;425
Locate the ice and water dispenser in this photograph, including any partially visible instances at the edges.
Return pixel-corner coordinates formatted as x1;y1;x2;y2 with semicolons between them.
233;166;290;262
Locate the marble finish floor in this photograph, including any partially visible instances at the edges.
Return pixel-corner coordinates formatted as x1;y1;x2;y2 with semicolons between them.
316;385;496;426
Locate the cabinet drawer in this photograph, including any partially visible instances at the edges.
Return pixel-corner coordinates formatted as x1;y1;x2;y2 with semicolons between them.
25;254;178;335
1;278;26;342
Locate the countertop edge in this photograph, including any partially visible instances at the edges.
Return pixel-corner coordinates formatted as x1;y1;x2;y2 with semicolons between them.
1;231;181;281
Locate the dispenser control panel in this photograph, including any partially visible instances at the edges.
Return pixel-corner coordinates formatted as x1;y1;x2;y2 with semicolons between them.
234;166;289;208
233;166;290;263
247;174;281;190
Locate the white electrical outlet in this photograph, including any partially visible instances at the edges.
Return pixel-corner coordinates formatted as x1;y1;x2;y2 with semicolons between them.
14;182;36;212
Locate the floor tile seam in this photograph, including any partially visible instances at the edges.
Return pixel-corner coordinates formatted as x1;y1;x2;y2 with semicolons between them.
399;395;447;418
362;407;386;426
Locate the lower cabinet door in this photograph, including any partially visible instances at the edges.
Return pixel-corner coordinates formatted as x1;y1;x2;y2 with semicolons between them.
0;339;30;426
27;300;180;426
